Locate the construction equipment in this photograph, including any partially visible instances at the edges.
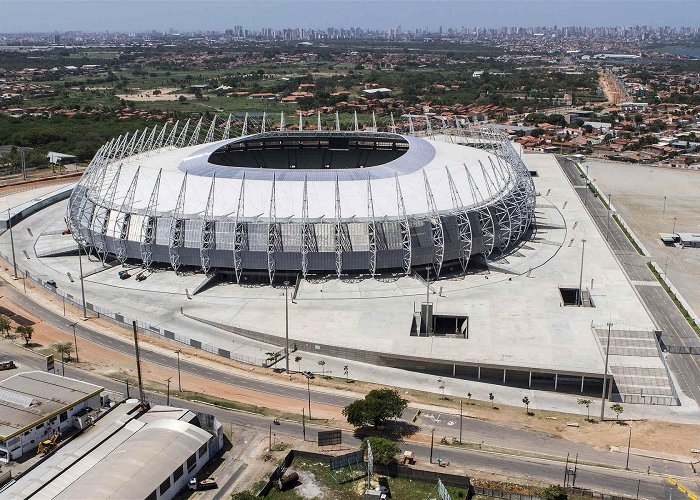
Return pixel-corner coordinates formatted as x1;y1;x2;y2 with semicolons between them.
37;432;61;455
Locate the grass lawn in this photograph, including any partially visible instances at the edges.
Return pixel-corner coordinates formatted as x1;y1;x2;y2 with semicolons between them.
248;459;471;500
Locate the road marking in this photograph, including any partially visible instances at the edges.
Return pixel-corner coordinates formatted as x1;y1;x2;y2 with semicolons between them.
631;280;662;287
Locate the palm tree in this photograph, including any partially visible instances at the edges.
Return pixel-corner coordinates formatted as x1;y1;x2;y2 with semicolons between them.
294;356;302;372
522;396;530;414
318;360;326;377
0;315;10;338
489;392;495;409
16;325;33;346
343;365;349;382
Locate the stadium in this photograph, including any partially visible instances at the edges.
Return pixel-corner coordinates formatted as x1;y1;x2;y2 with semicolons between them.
66;114;536;283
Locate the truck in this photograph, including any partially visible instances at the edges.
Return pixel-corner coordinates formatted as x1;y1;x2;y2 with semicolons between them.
188;478;217;491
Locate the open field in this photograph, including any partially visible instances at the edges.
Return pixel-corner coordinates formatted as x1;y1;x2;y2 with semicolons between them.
585;160;700;316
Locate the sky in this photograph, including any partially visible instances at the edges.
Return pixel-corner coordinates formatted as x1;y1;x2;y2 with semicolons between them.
0;0;698;33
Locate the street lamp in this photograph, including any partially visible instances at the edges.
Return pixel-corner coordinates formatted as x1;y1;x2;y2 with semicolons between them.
71;322;80;363
625;426;632;470
77;244;88;320
662;195;667;218
606;194;612;241
304;372;313;420
175;349;182;392
284;280;290;374
600;321;613;421
578;239;586;306
165;377;171;405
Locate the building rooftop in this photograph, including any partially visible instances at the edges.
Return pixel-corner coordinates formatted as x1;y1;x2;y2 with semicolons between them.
0;371;102;440
2;401;213;500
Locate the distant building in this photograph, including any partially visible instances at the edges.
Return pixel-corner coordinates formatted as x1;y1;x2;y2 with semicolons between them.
0;371;102;462
47;151;77;165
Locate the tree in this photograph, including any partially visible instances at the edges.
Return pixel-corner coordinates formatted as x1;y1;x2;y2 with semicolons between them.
53;342;74;362
610;403;624;422
360;436;400;465
577;398;592;420
522;396;530;414
467;392;472;402
16;325;33;346
343;388;408;429
178;95;187;103
489;392;495;408
343;365;349;382
294;356;302;372
318;359;326;377
0;315;10;337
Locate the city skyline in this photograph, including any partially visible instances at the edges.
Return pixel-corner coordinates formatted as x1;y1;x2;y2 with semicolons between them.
1;0;699;33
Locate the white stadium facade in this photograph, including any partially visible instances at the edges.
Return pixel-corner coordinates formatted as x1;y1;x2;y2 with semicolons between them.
66;113;536;282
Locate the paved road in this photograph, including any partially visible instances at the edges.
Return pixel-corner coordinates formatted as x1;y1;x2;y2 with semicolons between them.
558;156;700;404
8;348;679;499
2;277;697;483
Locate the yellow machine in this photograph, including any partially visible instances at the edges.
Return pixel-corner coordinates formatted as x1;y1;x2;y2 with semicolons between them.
37;432;61;455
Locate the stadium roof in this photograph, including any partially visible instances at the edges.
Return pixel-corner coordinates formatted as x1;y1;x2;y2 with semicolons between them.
102;132;512;222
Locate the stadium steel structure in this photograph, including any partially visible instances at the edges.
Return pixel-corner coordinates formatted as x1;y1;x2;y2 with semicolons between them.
67;113;536;283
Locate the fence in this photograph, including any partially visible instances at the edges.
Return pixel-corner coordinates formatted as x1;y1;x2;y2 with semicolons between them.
0;249;266;367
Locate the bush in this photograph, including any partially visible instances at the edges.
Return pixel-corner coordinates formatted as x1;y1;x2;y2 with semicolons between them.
360;436;400;465
541;485;568;500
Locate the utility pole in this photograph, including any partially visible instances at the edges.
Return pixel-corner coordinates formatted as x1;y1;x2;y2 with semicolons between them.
165;377;171;405
269;424;272;452
78;244;88;320
71;323;80;363
600;321;613;421
625;426;632;470
7;209;17;279
19;147;32;180
132;321;146;406
125;379;130;399
175;349;182;392
578;239;586;306
459;399;463;444
284;280;290;373
672;217;677;234
430;428;435;464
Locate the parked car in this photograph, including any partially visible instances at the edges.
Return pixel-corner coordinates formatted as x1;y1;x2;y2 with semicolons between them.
45;280;57;288
118;270;131;280
302;371;315;379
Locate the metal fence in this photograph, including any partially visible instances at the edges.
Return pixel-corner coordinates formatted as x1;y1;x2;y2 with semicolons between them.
0;250;266;367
